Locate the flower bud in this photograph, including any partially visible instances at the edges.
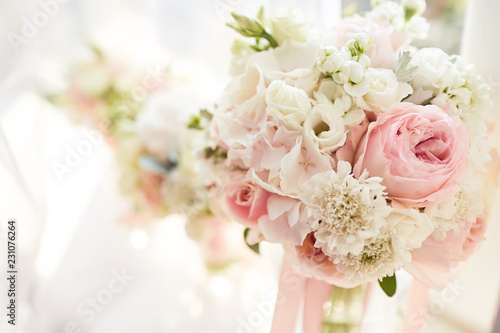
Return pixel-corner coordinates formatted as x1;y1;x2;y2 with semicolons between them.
353;33;373;54
403;0;426;20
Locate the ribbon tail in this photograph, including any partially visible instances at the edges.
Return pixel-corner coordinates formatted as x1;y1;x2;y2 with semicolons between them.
303;278;333;333
270;257;306;333
362;282;374;318
402;277;429;333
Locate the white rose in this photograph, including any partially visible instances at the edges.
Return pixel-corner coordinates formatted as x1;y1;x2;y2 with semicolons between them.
266;80;311;126
304;96;347;152
225;63;267;107
357;68;413;113
411;48;452;93
268;7;308;46
389;204;434;249
136;92;184;161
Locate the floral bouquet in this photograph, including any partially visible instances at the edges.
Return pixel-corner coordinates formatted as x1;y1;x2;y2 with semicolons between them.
197;1;495;331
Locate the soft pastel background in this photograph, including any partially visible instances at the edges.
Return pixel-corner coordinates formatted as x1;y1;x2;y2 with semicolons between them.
1;0;499;332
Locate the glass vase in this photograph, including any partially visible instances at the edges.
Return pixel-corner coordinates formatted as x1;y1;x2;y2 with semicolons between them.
321;285;366;333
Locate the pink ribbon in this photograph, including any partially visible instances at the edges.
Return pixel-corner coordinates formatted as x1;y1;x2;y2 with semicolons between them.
270;258;306;332
303;278;333;332
271;258;332;333
402;278;429;333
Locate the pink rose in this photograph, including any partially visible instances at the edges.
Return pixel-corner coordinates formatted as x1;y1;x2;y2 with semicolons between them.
221;172;270;228
406;216;486;290
333;16;411;69
353;102;470;207
284;233;359;288
335;118;369;166
461;216;487;258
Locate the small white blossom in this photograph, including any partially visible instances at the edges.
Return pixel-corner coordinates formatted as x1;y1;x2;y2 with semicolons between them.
317;46;351;75
368;1;429;40
316;80;365;127
317;37;373;97
403;0;427;17
411;48;492;136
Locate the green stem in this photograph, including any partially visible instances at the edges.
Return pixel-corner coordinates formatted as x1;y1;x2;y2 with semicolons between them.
261;31;278;48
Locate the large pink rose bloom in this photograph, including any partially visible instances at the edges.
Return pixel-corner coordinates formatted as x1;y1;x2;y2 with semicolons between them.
221;172;270;229
284;233;359;288
353;102;470;207
406;216;487;290
333;16;411;69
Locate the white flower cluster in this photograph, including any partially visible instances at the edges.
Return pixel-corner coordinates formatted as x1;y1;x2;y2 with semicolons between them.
424;172;485;241
368;0;430;39
317;34;373;97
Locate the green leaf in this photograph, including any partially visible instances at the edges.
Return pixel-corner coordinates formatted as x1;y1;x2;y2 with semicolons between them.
378;274;397;297
243;228;260;255
256;6;266;25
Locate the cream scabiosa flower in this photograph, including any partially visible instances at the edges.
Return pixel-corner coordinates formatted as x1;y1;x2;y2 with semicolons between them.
333;230;410;283
334;204;431;283
299;161;391;256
